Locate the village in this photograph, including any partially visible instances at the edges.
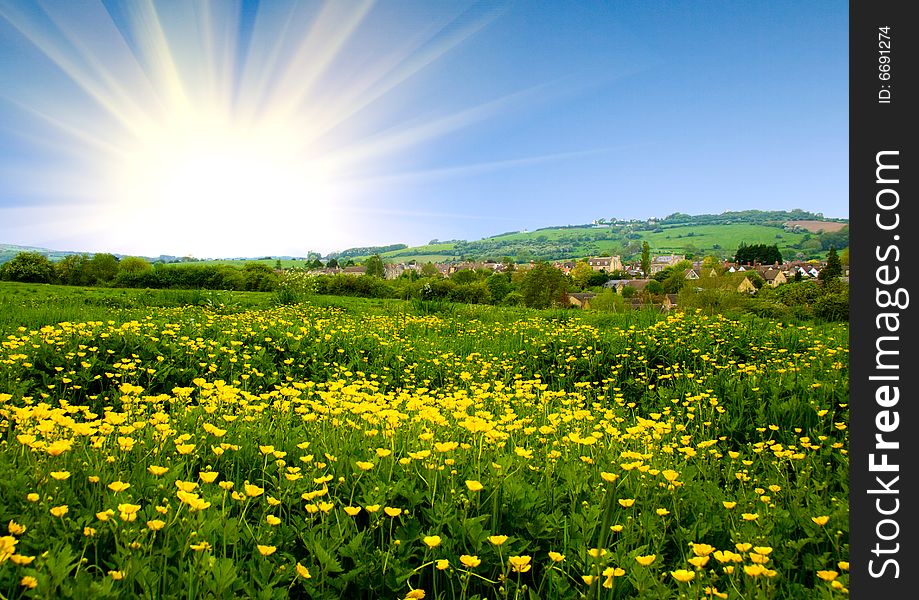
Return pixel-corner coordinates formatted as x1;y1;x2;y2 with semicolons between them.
303;250;848;312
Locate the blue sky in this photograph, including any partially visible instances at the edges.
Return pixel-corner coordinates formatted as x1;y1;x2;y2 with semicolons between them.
0;0;847;258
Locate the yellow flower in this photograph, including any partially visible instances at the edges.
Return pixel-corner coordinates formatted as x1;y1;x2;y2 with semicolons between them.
199;471;219;484
88;476;100;483
83;527;96;537
816;570;838;581
705;586;729;599
109;570;124;580
118;503;142;522
355;461;375;471
148;465;169;476
460;555;481;568
610;524;624;533
661;469;680;482
219;481;234;491
422;535;442;548
50;471;71;480
266;515;281;526
600;472;618;483
8;521;26;535
50;505;69;517
691;543;715;557
508;555;532;573
753;546;773;555
735;543;752;553
722;501;736;509
487;535;508;546
811;516;830;526
365;504;381;513
588;548;607;558
244;483;264;497
635;554;656;566
838;561;849;571
21;576;38;589
108;481;131;493
671;569;695;583
259;445;275;455
175;480;198;493
404;590;426;600
147;520;166;531
618;498;635;508
11;554;35;565
176;443;195;455
436;559;450;570
375;448;392;458
296;562;312;579
688;556;709;568
26;493;40;502
549;551;565;562
190;541;212;552
741;513;759;521
257;544;276;556
581;575;595;585
344;506;362;517
656;508;670;516
744;564;766;577
384;507;402;518
465;480;484;492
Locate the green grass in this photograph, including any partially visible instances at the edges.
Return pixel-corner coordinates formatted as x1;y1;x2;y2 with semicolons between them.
0;282;273;335
345;223;813;263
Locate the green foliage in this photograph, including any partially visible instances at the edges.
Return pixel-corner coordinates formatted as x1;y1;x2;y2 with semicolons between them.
819;247;843;281
519;262;568;309
87;253;120;284
640;242;651;275
0;251;55;283
734;243;782;265
243;262;279;292
364;254;385;278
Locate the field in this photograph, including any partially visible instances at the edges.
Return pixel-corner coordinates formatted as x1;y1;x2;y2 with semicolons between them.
354;223;811;264
0;284;849;598
780;222;848;234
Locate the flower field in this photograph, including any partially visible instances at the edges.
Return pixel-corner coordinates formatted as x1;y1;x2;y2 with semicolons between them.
0;297;848;598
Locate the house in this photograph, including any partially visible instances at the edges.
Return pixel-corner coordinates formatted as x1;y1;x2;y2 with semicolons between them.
341;266;366;276
757;267;787;288
603;279;631;292
566;292;596;309
684;268;701;280
737;276;757;294
649;254;685;274
620;279;651;294
587;256;623;272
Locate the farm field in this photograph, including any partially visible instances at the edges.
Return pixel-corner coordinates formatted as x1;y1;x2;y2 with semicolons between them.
0;286;849;598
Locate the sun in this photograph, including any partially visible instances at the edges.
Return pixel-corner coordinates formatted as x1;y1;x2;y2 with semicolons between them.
105;109;342;256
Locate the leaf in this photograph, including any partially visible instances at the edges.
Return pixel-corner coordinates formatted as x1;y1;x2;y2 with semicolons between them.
311;541;344;574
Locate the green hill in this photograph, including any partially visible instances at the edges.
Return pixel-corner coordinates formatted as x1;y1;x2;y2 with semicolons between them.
332;210;848;264
2;210;848;267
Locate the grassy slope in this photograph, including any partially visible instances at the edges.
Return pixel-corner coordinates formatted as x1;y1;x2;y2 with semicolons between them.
359;222;812;263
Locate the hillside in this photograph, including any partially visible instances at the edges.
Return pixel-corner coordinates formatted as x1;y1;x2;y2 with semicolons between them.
331;210;848;264
2;210;848;267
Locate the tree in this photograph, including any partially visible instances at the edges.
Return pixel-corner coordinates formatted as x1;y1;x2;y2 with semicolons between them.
87;253;120;284
55;253;91;285
326;258;339;269
420;262;440;277
119;256;153;275
364;254;385;278
640;242;651;276
519;262;568;309
0;251;55;283
819;246;843;281
569;261;594;288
